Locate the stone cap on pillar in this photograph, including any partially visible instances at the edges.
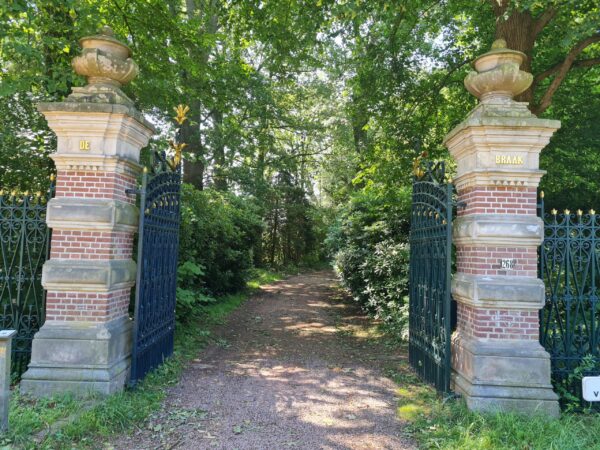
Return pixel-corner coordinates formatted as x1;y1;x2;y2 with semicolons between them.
0;330;16;341
444;39;560;187
37;25;154;166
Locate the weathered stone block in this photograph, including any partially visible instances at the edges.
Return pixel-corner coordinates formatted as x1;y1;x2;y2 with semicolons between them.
452;273;544;309
451;334;559;417
42;259;136;292
20;317;132;397
453;214;543;247
47;197;139;232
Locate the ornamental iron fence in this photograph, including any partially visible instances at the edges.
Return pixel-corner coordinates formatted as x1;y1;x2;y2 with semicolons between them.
539;193;600;408
408;160;455;393
0;182;54;377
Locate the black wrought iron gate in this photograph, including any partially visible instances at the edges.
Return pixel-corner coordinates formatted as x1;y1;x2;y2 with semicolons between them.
130;157;182;385
409;160;454;393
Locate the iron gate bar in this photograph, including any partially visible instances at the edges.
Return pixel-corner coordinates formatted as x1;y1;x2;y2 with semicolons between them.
538;194;600;406
409;160;454;394
0;181;54;377
130;161;182;386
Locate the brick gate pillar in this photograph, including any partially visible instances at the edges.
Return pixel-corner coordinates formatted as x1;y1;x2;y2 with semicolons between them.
21;27;154;396
444;40;560;416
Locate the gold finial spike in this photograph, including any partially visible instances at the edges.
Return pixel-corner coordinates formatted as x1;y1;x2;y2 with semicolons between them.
577;209;583;216
143;166;149;173
564;209;570;215
50;174;56;181
591;209;596;215
540;191;545;199
23;191;29;197
551;209;557;215
173;104;190;125
0;190;4;196
10;190;17;197
36;191;42;198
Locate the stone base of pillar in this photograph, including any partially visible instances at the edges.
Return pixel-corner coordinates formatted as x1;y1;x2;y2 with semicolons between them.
451;334;559;417
21;316;132;397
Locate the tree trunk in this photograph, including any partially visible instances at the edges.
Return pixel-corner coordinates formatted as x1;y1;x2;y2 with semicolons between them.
179;0;219;188
211;109;228;191
270;196;279;266
491;2;536;103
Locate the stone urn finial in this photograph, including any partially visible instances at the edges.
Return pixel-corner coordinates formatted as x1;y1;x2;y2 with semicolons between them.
464;39;533;104
72;25;138;89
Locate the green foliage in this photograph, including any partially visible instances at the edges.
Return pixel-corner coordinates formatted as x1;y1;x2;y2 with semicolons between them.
328;187;412;336
178;184;263;296
554;354;600;413
175;261;216;322
262;173;328;267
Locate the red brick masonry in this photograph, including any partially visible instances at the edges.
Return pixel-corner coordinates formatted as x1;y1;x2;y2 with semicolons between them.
55;170;136;203
458;186;537;216
45;289;130;322
46;168;137;323
50;230;133;260
457;303;539;340
456;246;537;277
454;182;540;340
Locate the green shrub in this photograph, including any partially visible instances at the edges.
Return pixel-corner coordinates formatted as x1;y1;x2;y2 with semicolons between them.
178;185;263;296
327;187;411;337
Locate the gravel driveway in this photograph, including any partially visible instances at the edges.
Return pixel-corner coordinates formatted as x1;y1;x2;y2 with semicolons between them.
112;271;415;450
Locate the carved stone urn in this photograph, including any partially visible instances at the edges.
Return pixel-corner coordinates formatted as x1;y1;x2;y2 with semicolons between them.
464;39;533;104
67;26;138;105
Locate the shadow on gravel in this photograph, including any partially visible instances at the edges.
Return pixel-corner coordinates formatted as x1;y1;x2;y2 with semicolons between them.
113;271;414;450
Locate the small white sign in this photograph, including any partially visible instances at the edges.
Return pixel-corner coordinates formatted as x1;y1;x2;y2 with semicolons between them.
500;258;516;269
582;376;600;402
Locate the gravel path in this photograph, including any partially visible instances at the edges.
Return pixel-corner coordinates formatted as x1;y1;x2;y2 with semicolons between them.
113;271;415;450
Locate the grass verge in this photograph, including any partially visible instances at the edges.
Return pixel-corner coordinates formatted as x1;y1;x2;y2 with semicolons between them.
330;285;600;450
2;268;285;449
388;348;600;449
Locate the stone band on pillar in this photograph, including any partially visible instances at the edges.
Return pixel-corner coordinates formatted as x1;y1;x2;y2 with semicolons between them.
444;39;560;416
20;26;154;397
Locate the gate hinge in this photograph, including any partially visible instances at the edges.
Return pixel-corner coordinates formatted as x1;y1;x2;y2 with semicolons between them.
125;188;141;196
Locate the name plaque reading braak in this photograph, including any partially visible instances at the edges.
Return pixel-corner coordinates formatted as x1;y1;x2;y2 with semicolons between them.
495;155;524;165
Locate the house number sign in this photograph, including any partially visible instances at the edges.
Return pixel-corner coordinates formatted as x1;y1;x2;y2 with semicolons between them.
79;140;90;151
500;258;516;269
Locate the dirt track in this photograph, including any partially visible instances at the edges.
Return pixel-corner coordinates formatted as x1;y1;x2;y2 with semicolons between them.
112;271;414;450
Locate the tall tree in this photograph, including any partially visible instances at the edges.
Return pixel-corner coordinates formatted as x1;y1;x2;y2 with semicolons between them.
491;0;600;114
